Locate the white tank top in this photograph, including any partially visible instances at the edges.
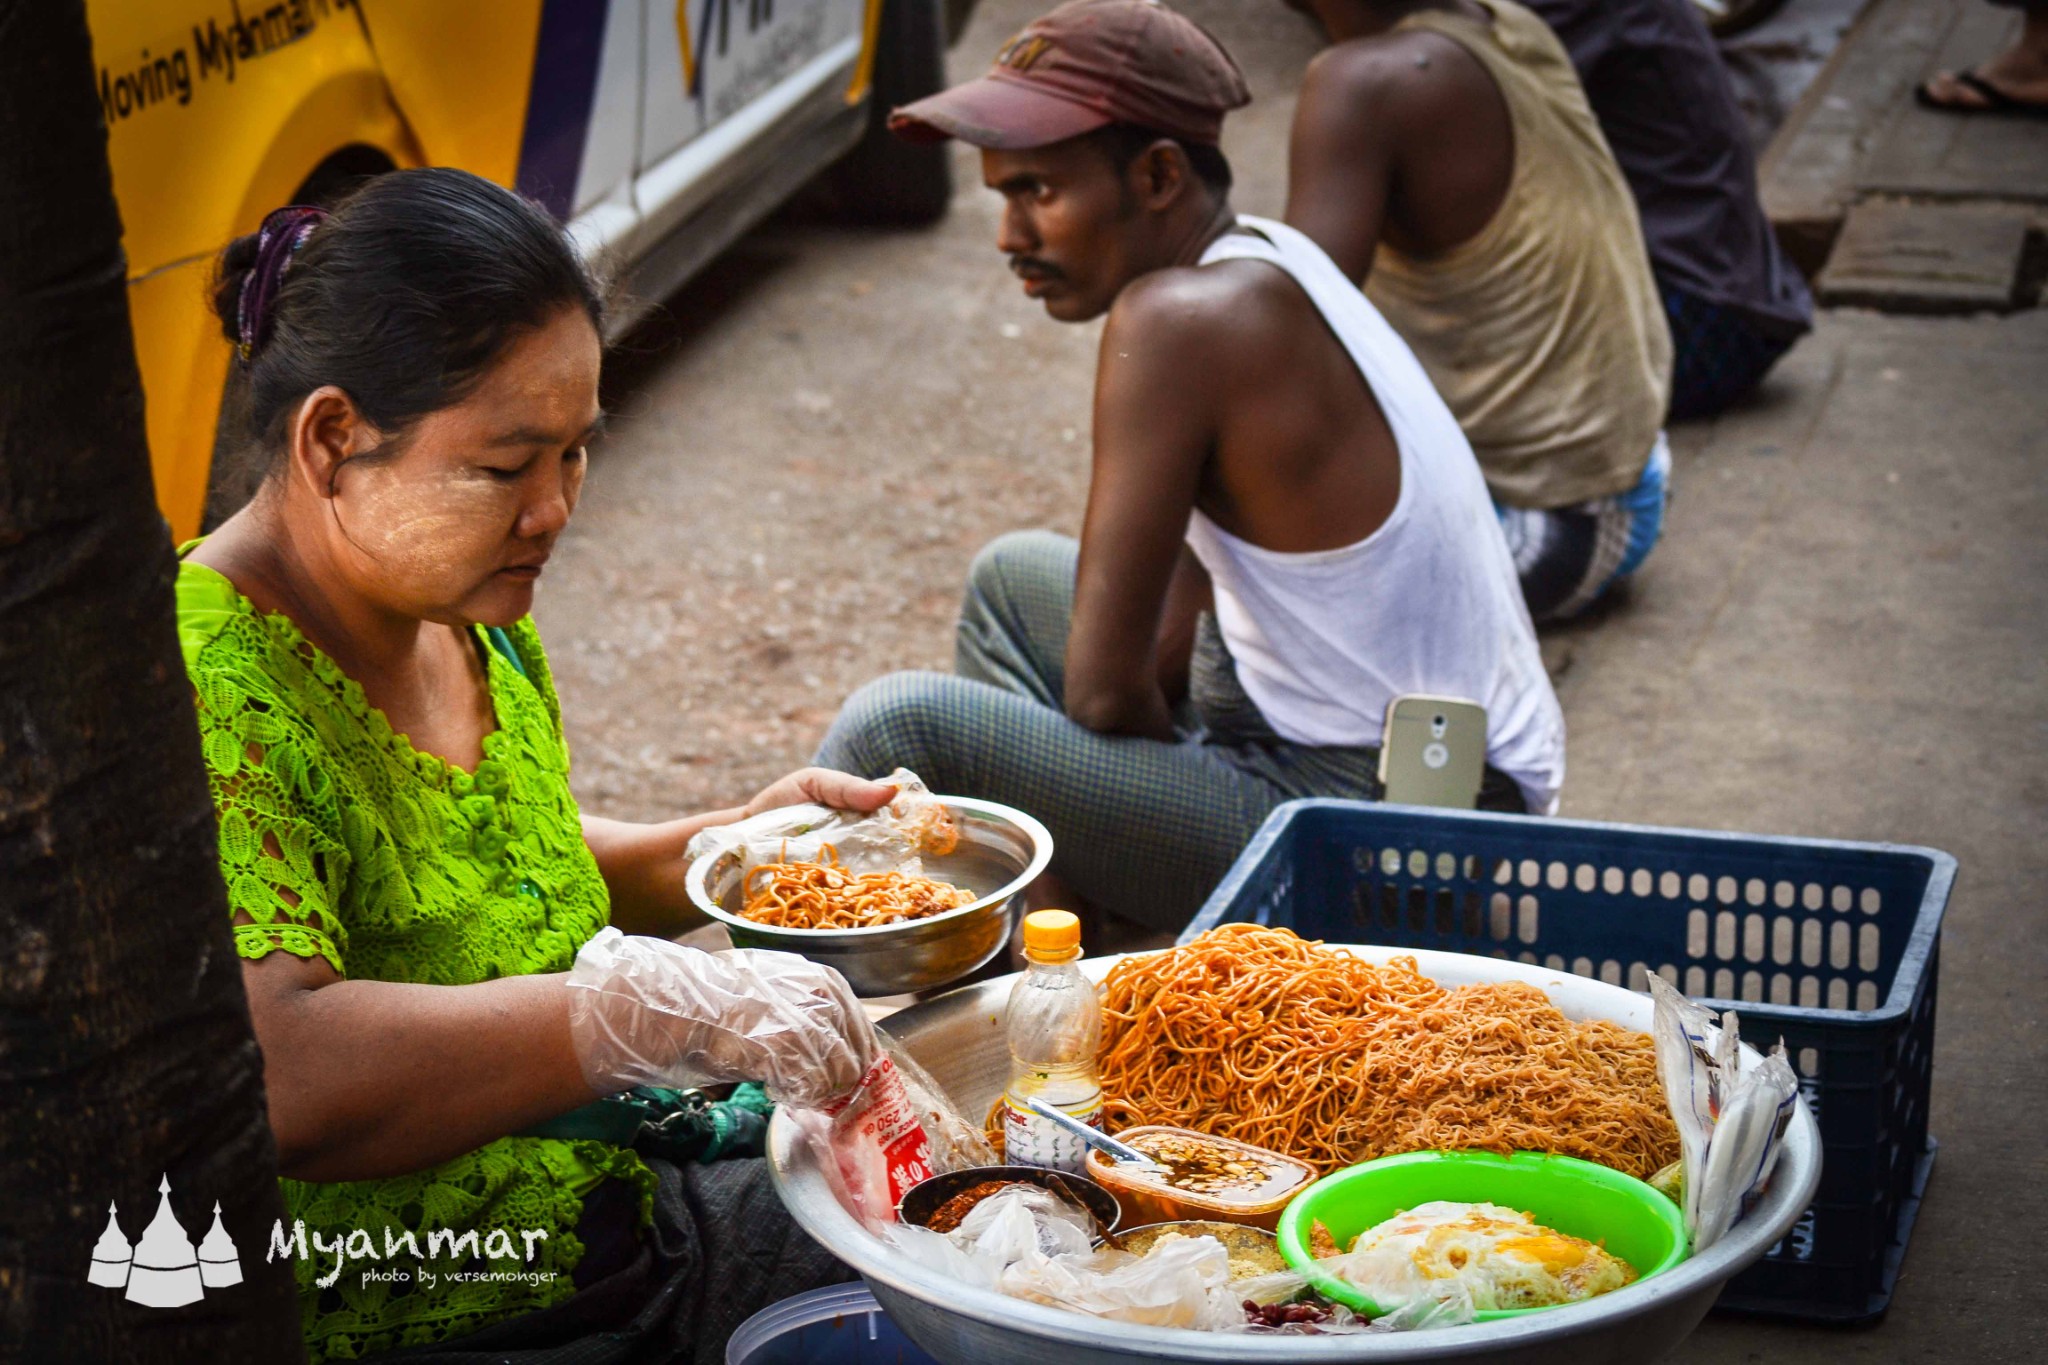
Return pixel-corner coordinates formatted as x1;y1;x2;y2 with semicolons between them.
1186;216;1566;814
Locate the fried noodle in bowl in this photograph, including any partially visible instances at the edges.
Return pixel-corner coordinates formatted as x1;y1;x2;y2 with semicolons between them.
1089;924;1679;1179
740;843;977;931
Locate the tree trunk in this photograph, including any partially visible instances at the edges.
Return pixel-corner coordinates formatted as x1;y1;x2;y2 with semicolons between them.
0;1;305;1358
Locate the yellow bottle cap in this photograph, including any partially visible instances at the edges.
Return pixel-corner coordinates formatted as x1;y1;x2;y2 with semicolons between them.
1022;909;1081;956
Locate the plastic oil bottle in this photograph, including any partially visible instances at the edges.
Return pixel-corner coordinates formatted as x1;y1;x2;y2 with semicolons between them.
1001;909;1102;1173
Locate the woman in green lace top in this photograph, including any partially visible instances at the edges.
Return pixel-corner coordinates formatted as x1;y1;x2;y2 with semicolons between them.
184;170;881;1364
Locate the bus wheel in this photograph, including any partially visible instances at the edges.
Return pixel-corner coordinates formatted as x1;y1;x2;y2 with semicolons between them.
824;0;952;226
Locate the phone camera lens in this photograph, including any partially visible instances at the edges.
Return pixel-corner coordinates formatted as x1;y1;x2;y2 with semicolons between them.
1432;715;1447;736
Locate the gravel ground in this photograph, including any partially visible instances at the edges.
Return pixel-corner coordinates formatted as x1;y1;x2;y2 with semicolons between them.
533;0;1322;822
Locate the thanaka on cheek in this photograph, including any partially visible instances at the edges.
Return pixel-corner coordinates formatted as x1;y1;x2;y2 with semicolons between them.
330;463;525;619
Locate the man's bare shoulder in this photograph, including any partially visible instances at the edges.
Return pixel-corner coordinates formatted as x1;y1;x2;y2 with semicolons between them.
1301;27;1495;128
1105;256;1300;357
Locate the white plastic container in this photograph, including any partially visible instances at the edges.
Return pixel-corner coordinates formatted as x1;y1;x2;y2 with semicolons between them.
724;1282;939;1365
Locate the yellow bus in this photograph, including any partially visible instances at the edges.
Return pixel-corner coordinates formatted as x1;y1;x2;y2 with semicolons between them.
89;0;956;538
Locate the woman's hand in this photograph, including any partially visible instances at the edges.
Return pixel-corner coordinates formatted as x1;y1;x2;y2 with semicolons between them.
583;768;898;937
742;766;898;819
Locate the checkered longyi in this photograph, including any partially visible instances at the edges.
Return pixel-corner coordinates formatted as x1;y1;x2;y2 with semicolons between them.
813;530;1388;931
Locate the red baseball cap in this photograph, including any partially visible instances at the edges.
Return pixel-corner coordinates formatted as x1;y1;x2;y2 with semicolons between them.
889;0;1251;150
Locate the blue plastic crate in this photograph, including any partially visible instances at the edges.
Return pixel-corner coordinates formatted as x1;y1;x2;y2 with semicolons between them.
1181;799;1955;1326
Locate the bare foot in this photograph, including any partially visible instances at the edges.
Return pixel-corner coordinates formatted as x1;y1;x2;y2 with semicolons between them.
1920;12;2048;110
1920;67;2048;110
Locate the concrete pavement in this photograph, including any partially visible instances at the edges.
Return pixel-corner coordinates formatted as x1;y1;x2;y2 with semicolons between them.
1647;1;2048;1357
1558;305;2047;1363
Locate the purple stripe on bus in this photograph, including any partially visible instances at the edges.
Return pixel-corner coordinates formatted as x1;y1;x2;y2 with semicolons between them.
514;0;611;220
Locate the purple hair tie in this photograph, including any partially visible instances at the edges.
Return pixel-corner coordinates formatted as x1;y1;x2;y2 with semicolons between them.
235;205;327;362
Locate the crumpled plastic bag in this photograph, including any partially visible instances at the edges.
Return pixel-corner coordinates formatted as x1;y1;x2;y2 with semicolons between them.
885;1186;1091;1292
1011;1234;1238;1329
887;1186;1239;1329
1649;974;1801;1251
950;1183;1099;1263
684;767;961;879
887;1186;1375;1334
1358;1290;1478;1332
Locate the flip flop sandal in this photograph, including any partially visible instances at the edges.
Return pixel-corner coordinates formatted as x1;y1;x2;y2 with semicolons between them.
1914;70;2048;120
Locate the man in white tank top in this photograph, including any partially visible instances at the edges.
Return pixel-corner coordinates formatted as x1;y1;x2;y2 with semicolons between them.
815;0;1565;936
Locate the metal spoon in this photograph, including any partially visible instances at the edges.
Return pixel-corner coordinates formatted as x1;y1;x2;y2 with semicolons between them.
1018;1095;1163;1170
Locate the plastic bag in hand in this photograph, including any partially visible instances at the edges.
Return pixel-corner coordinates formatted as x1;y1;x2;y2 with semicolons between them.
881;1031;998;1173
1649;974;1800;1251
786;1051;944;1233
683;767;959;878
565;926;873;1109
781;1031;992;1233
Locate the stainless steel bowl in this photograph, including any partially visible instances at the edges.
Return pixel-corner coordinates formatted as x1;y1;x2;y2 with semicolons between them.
769;946;1823;1365
684;797;1053;997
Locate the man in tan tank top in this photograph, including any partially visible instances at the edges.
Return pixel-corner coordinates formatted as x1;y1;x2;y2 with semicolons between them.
1281;0;1675;622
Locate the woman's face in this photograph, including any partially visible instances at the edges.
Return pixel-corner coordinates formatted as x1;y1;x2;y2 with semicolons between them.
322;304;602;629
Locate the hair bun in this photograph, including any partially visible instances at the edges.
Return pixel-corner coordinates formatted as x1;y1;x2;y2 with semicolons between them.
209;230;263;344
220;206;328;361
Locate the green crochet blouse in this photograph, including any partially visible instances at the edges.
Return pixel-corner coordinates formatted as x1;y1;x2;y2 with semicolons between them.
175;557;654;1363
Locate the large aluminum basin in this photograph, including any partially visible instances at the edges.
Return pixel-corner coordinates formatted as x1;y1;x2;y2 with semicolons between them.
768;945;1821;1365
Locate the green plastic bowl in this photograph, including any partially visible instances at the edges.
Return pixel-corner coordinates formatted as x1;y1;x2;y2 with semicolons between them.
1276;1150;1688;1322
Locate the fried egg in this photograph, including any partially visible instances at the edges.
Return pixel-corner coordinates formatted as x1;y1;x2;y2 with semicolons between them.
1330;1201;1636;1312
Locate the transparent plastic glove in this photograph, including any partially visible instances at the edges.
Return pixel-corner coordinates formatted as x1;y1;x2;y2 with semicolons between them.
565;926;873;1109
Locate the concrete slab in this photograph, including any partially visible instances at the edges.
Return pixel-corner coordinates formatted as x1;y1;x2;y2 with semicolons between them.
1818;197;2032;311
1859;3;2048;202
1760;0;1963;273
1550;308;2048;1361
